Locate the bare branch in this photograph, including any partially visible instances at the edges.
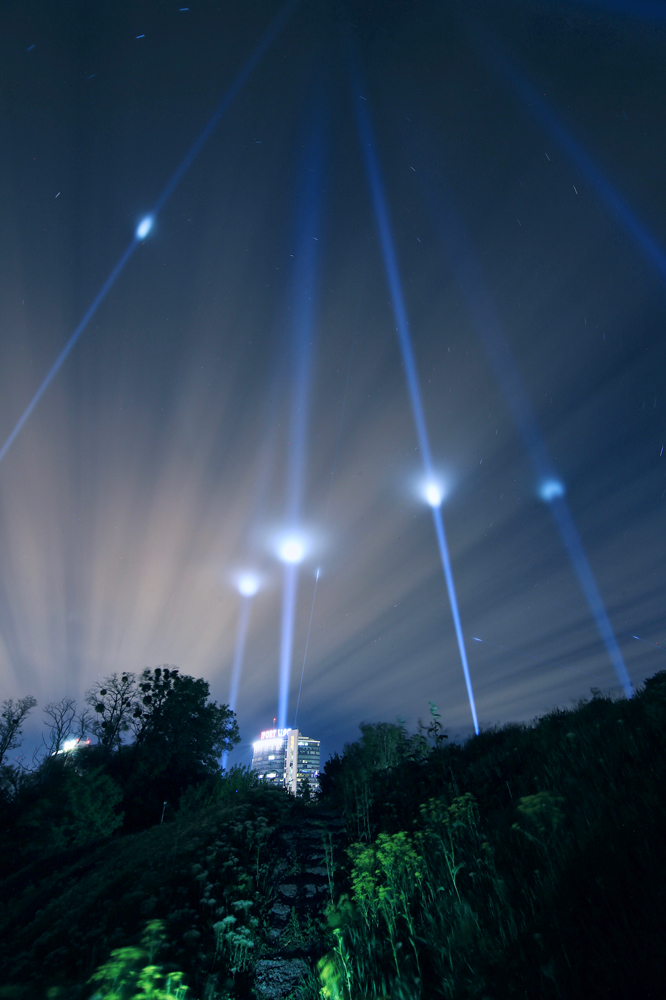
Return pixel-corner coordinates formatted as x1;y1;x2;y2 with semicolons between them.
0;696;37;768
38;697;77;759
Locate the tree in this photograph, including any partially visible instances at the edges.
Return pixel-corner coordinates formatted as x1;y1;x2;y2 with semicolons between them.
85;673;138;752
36;697;92;761
84;666;240;829
0;696;37;768
131;666;240;775
129;665;181;743
17;758;124;852
122;667;239;828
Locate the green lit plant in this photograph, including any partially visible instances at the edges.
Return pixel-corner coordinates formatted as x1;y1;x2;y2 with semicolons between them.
88;920;191;999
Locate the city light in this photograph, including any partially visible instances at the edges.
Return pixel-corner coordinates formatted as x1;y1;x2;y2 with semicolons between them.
252;736;286;750
52;737;90;755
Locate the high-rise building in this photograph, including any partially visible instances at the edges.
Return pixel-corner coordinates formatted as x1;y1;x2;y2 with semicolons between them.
251;727;320;796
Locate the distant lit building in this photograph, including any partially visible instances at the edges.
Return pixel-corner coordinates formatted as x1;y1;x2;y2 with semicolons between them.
251;727;320;796
251;728;290;788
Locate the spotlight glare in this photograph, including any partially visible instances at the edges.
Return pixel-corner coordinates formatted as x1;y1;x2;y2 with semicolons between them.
539;478;565;502
279;536;305;564
237;573;260;597
136;215;154;240
424;479;444;508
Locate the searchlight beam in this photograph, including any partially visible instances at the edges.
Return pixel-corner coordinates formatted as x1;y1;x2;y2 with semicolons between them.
350;62;479;735
0;0;297;468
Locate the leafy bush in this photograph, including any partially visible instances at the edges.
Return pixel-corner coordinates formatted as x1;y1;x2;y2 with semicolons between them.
318;674;666;998
88;920;191;999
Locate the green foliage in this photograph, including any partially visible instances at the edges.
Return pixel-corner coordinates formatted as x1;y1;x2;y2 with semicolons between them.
130;667;240;774
280;908;323;952
17;758;124;852
88;920;191;998
78;666;242;832
3;674;666;1000
0;772;299;998
287;969;324;1000
318;676;666;998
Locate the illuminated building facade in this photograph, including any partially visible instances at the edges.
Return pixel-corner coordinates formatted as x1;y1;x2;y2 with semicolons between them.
251;727;320;796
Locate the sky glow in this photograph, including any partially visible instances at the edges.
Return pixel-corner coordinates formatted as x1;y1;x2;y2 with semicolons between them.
2;0;663;765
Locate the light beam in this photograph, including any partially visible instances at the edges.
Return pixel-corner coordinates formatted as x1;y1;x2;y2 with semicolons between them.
221;580;259;770
349;54;479;735
413;146;634;698
276;110;325;730
479;33;666;286
278;562;299;730
0;0;297;467
472;635;624;687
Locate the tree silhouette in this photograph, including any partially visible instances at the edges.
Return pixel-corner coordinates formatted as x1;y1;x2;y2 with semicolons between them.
0;696;37;768
85;672;138;753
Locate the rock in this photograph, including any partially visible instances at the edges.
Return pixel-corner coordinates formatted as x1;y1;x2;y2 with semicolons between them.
254;958;309;1000
278;883;298;898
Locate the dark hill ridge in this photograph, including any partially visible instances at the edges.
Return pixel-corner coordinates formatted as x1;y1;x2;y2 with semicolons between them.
0;674;665;998
0;779;345;1000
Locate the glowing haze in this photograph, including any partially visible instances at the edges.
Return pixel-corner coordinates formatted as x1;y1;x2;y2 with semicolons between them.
1;0;665;764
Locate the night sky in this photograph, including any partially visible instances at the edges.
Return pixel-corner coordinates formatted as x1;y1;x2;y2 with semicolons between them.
2;0;666;767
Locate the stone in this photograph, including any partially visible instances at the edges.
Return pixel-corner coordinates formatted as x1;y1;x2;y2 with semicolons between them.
270;902;291;920
254;958;309;1000
278;883;298;898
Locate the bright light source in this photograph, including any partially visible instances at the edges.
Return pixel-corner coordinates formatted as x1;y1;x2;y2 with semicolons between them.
418;476;446;508
237;573;260;597
278;536;305;564
136;215;154;240
424;480;444;507
252;737;285;750
539;478;565;502
62;738;79;752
